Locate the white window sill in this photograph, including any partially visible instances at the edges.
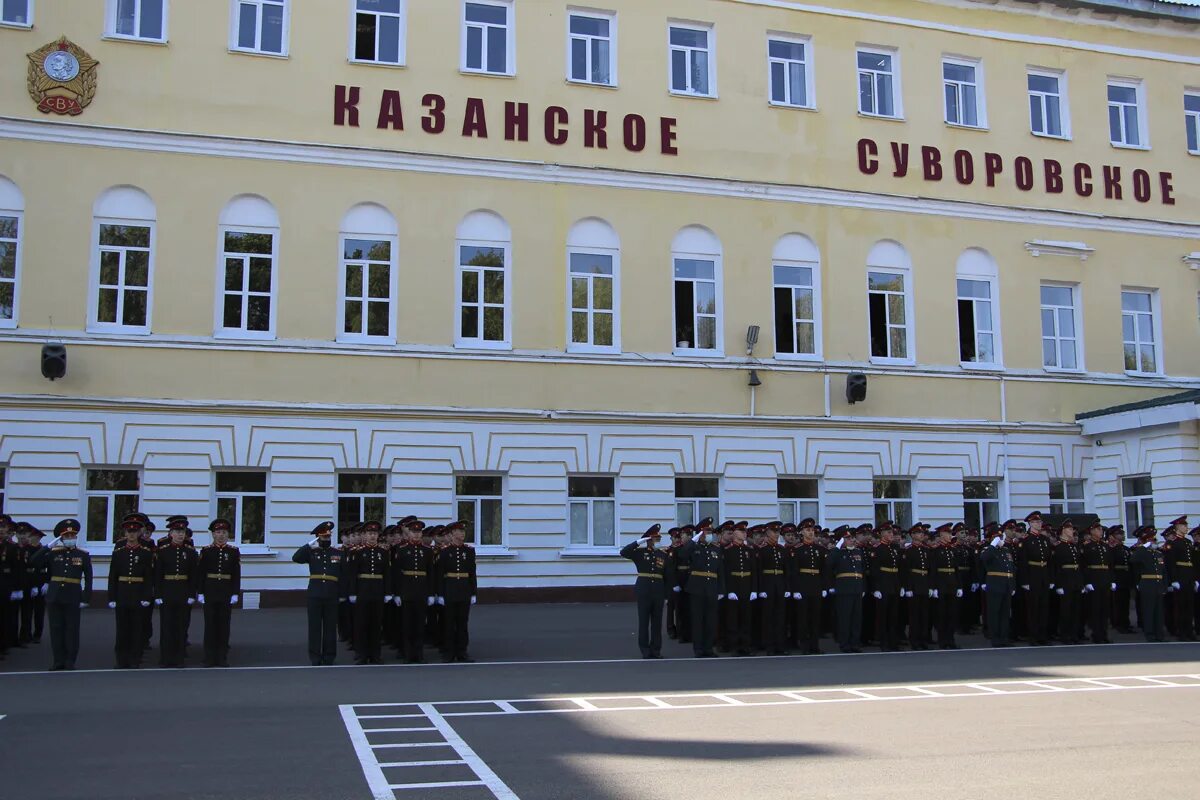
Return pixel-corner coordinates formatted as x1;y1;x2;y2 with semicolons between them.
238;545;276;557
215;329;277;341
1124;370;1163;379
775;352;823;363
103;34;168;46
566;78;618;90
567;344;622;356
337;335;398;347
858;111;905;122
768;101;818;112
460;68;516;79
229;47;290;59
0;21;33;29
1031;131;1072;142
348;58;407;69
1043;366;1086;376
475;547;516;559
869;357;915;367
1109;141;1150;152
559;546;621;558
0;319;15;329
945;121;988;132
960;361;1004;372
86;325;152;337
673;348;723;358
669;90;718;101
455;340;513;352
1188;149;1200;157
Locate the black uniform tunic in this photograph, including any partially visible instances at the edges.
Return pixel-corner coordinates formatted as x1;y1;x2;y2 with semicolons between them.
758;544;790;654
392;542;435;662
349;544;390;664
1130;545;1167;642
1018;533;1054;644
790;544;825;654
435;544;478;661
903;545;933;649
723;543;758;655
871;543;903;651
196;543;241;666
108;543;154;668
931;544;960;649
1081;540;1112;643
154;543;198;667
685;541;724;657
1165;537;1195;640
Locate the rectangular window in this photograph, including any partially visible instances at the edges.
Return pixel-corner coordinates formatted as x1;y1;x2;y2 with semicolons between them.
1187;92;1200;154
857;48;899;118
777;477;819;525
458;244;507;346
872;479;913;529
1040;284;1080;371
868;271;909;361
674;258;718;352
768;36;812;109
668;23;714;97
84;468;140;543
109;0;166;41
568;250;616;351
568;10;614;86
219;230;276;338
1028;70;1068;138
568;476;616;548
1120;475;1154;531
455;474;504;547
337;472;387;532
232;0;287;55
675;476;719;527
93;223;152;332
0;213;19;326
353;0;405;65
963;479;1001;529
1121;290;1159;375
773;263;817;357
215;471;267;546
1;0;31;26
943;58;984;128
340;237;395;343
1108;80;1146;147
957;278;996;365
1048;479;1086;515
463;0;512;75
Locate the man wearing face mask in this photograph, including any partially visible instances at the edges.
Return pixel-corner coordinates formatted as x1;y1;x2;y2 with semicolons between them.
196;518;241;667
30;519;93;670
620;524;672;659
1129;527;1167;642
108;514;155;669
978;522;1015;647
293;520;342;666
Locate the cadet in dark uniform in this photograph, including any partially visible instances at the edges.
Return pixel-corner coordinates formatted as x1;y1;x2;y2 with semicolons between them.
1018;511;1054;645
902;525;933;650
19;524;47;644
1108;527;1133;633
757;524;789;655
1164;516;1195;641
1051;520;1083;644
154;517;198;667
1130;527;1167;642
108;516;155;669
930;524;961;649
686;520;724;658
791;519;824;655
619;524;671;659
979;523;1016;647
31;519;93;670
871;524;903;651
196;518;241;667
293;521;342;665
1081;521;1113;644
0;515;19;659
392;517;435;664
669;527;694;643
349;520;390;665
337;524;361;648
435;521;477;663
723;522;758;656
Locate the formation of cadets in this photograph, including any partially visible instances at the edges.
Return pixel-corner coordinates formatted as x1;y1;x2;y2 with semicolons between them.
621;512;1199;658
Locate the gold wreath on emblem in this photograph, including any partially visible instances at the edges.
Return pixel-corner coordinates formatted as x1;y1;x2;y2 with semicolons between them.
26;37;99;117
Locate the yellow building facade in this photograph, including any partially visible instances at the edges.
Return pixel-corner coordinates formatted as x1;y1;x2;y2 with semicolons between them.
0;0;1197;594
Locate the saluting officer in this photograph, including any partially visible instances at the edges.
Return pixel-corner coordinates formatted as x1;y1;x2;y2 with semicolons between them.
154;517;198;667
1018;511;1054;646
292;520;343;666
435;520;477;663
871;524;903;651
108;515;154;669
620;524;672;659
1051;520;1084;644
1081;521;1113;644
1164;516;1196;641
196;519;241;667
349;520;390;665
392;517;435;664
1130;527;1168;642
979;522;1016;647
31;519;93;670
827;527;866;653
686;519;724;658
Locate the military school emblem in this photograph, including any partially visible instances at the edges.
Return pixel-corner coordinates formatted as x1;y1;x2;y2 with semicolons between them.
27;37;99;116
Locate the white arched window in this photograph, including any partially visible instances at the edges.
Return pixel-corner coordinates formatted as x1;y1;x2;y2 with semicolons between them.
672;226;723;355
90;186;156;334
772;233;822;360
455;210;510;349
338;203;399;344
216;195;279;339
566;218;620;353
866;240;914;364
0;175;24;328
955;247;1002;367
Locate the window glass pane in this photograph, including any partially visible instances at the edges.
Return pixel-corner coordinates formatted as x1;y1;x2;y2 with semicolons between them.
943;62;974;83
695;316;716;350
121;289;146;326
795;289;814;322
0;215;16;239
769;40;803;61
461;270;478;303
367;264;390;299
1121;292;1149;312
789;62;806;105
858;51;890;71
86;496;109;542
483;307;504;340
217;471;266;492
1108;85;1136;104
887;293;905;325
876;74;894;116
355;12;376;60
261;2;285;52
570;37;587;81
0;284;13;320
592;39;610;83
115;0;137;35
671;49;687;91
339;472;386;494
486;24;506;73
87;469;140;491
592;500;615;546
1187;95;1200;113
594;312;613;346
571;312;588;343
1057;308;1074;337
466;24;482;69
237;3;257;48
139;0;164;39
770;61;786;103
675;477;718;498
774;265;812;287
457;475;502;496
570;252;613;276
569;502;588;544
778;478;818;499
240;495;265;544
592;277;613;311
699;500;720;523
480;498;503;545
483;270;504;303
366;302;389;336
466;2;506;24
868;272;903;292
247;296;270;331
669;27;706;48
379;15;400;63
99;251;120;285
225;231;273;255
461;245;504;268
1123;106;1139;145
125;250;149;287
569;476;614;497
674;259;715;280
1029;74;1057;94
1140;345;1155;373
569;15;607;36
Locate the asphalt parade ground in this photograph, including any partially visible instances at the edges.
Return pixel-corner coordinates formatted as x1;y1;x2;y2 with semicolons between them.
2;604;1198;800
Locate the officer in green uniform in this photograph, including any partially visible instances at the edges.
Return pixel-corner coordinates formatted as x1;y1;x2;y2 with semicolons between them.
31;519;94;670
827;528;866;653
620;524;672;659
686;519;724;658
1129;527;1167;642
979;522;1016;647
292;520;343;665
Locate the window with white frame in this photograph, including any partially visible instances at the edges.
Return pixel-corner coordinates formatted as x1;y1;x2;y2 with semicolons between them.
1108;79;1146;147
873;479;913;529
215;471;267;545
456;211;510;348
567;218;619;353
866;241;913;363
0;176;22;327
216;195;278;339
1185;92;1199;154
943;57;984;128
1040;284;1081;371
107;0;166;41
352;0;405;65
455;474;504;547
90;187;156;334
1;0;31;26
337;472;387;531
857;48;899;118
568;10;614;86
1028;69;1068;138
339;203;398;344
675;476;719;527
956;248;1000;367
84;468;140;543
568;476;616;548
668;23;714;97
1049;479;1086;515
778;477;819;525
1121;290;1159;375
672;226;722;354
768;35;812;108
231;0;288;55
772;234;821;358
1120;475;1154;531
462;1;513;75
963;479;1001;529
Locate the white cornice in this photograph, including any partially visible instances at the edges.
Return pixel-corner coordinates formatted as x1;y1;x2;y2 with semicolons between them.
1;117;1197;240
1024;240;1095;259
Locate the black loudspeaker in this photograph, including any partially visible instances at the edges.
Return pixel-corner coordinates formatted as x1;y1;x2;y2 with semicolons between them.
846;373;867;404
41;343;67;380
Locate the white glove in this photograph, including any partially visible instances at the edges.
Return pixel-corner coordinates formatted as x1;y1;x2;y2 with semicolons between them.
10;590;23;601
970;583;978;592
794;593;803;600
1111;583;1117;591
1049;583;1056;590
828;587;836;595
197;594;206;605
1021;584;1030;591
1167;583;1175;593
904;589;913;598
981;584;988;592
1055;588;1065;595
139;600;150;607
41;583;49;594
393;596;402;606
873;591;882;600
1171;582;1181;591
307;537;319;547
154;598;163;606
187;597;195;605
718;594;725;600
29;587;38;598
751;592;760;600
821;590;827;598
1084;583;1094;593
672;585;681;593
384;594;393;603
427;596;435;606
349;595;357;604
470;596;477;605
784;591;791;599
107;601;117;609
230;594;239;605
727;593;739;601
955;589;963;598
1195;581;1199;592
79;602;88;609
1011;590;1016;596
436;596;445;606
930;589;938;598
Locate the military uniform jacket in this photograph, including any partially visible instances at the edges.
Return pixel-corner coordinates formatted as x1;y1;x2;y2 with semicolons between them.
21;543;46;592
955;544;977;587
670;541;694;588
1129;546;1166;591
1051;542;1083;590
292;543;345;599
979;545;1016;591
392;543;435;600
1108;544;1133;587
435;544;477;602
154;543;198;602
931;546;960;591
619;540;672;597
870;544;903;594
723;543;758;596
0;540;19;594
108;543;155;606
1165;538;1195;586
31;546;93;604
349;545;390;599
686;542;725;598
1081;542;1111;587
827;547;866;593
196;544;241;599
789;545;825;597
1018;535;1054;588
757;545;789;594
902;545;932;594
